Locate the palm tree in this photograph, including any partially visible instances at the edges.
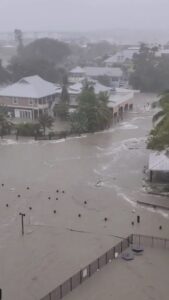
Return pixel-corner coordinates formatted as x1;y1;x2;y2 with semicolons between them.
38;113;54;135
97;92;112;130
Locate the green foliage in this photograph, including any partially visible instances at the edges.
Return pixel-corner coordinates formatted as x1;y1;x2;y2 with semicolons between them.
48;130;69;139
16;123;41;137
97;75;111;87
147;93;169;150
0;106;13;136
38;113;54;135
130;43;169;92
54;102;69;120
8;38;70;83
54;85;69;120
15;38;70;64
70;86;112;133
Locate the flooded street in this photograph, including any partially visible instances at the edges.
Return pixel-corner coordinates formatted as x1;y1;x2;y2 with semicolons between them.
0;93;169;300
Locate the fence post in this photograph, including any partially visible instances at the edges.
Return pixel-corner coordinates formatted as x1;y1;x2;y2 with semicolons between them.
60;285;63;299
70;277;73;291
89;264;91;277
164;239;167;248
106;252;108;264
98;258;100;269
113;246;115;258
121;241;123;253
80;270;82;284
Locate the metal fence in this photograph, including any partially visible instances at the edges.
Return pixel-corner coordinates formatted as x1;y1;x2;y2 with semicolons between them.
41;234;169;300
132;234;169;249
40;235;133;300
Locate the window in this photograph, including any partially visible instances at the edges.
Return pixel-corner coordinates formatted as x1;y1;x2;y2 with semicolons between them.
13;97;18;104
29;99;33;105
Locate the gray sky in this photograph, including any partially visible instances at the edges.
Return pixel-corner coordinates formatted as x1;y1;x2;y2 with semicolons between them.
0;0;169;32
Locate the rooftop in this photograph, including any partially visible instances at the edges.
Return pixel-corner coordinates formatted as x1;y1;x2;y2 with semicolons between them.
105;48;139;64
149;151;169;172
64;246;169;300
70;66;122;78
69;66;85;74
0;75;61;99
68;81;112;95
83;67;122;78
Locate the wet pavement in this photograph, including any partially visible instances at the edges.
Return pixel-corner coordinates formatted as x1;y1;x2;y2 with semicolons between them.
0;92;168;300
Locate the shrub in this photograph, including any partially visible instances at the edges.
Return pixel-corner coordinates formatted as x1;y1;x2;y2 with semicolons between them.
16;123;41;137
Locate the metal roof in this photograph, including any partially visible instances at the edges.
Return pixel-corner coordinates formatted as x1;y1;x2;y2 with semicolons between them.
0;75;60;99
83;67;122;78
68;81;112;95
149;151;169;171
70;66;85;74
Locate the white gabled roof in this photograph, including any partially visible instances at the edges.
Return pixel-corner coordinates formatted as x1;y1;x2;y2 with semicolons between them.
68;81;111;95
70;66;85;74
0;75;60;99
149;151;169;171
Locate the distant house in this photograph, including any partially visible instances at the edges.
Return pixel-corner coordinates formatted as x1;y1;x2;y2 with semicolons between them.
69;66;122;87
68;80;112;108
69;67;85;84
149;151;169;182
0;75;61;120
104;47;140;67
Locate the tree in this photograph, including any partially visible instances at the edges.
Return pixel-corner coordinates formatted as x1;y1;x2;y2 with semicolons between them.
70;84;112;133
14;29;23;55
54;85;69;120
8;56;59;83
130;43;169;92
17;38;70;65
8;38;70;82
97;75;111;87
0;59;11;84
0;106;13;137
147;93;169;150
38;113;54;135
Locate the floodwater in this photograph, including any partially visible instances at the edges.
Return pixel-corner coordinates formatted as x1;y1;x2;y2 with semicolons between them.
0;93;168;300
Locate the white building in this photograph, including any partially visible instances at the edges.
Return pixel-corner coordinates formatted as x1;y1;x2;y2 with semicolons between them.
0;75;61;120
69;66;122;87
68;80;134;119
104;47;140;67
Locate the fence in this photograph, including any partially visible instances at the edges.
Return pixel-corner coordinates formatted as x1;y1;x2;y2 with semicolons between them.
132;234;169;249
41;234;169;300
40;235;133;300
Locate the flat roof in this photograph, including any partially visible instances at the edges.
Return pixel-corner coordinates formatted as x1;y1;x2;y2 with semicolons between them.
84;67;122;78
0;185;121;300
64;247;169;300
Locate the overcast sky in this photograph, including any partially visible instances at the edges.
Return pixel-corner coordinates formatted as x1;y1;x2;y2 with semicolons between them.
0;0;169;32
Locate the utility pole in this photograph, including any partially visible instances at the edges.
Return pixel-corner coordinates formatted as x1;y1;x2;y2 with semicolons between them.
19;213;26;236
